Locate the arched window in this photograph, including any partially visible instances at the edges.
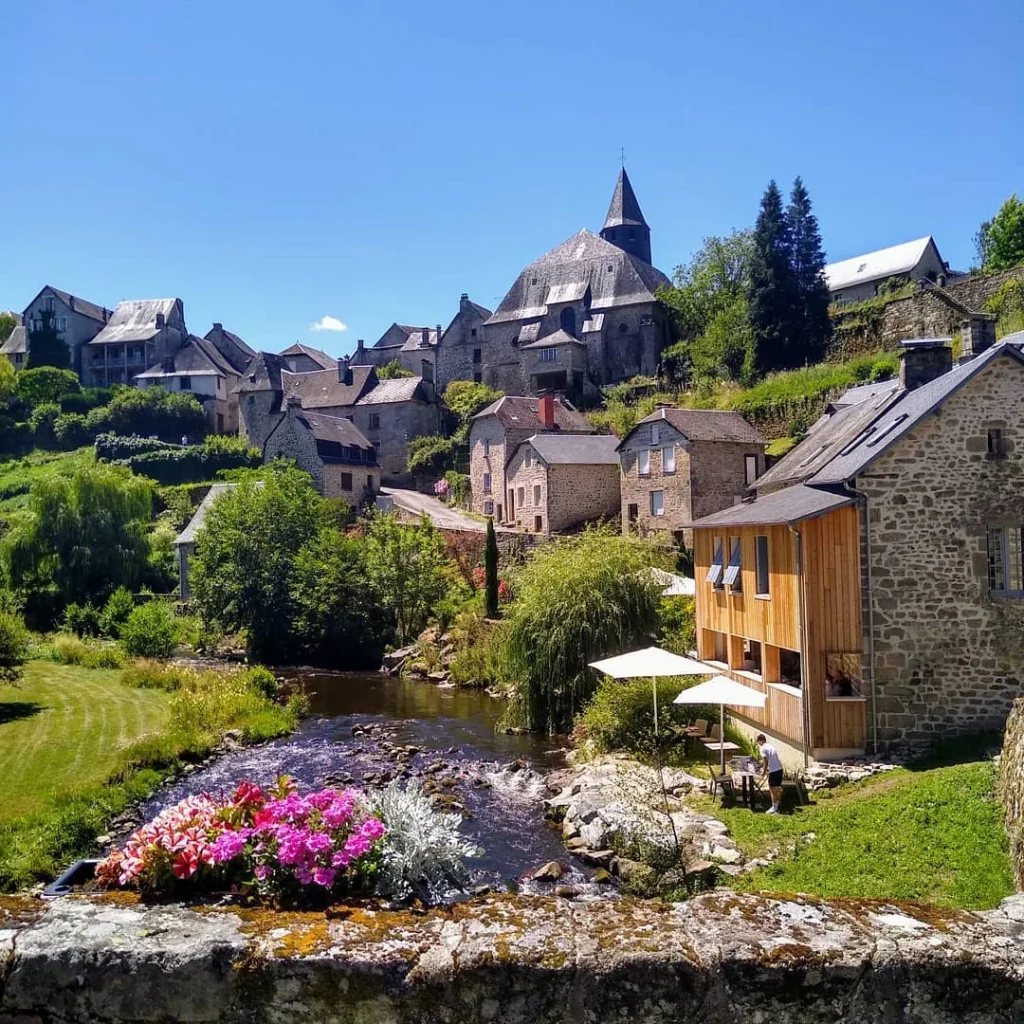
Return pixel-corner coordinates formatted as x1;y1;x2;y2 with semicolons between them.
618;322;628;334
560;306;576;337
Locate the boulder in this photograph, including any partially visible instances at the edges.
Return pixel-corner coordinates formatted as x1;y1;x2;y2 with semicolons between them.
530;861;565;882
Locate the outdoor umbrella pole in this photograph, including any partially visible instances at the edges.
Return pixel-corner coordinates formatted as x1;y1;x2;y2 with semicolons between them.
720;703;726;775
652;676;679;854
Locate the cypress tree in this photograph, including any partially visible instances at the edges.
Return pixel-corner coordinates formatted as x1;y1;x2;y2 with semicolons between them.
747;180;799;374
787;177;832;365
484;516;499;618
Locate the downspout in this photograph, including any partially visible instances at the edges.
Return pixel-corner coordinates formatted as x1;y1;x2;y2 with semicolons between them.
788;523;811;768
844;481;878;755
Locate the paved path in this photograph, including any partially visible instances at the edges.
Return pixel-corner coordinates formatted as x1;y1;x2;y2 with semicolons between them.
380;487;505;532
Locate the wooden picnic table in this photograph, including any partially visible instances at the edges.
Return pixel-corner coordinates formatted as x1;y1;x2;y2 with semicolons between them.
701;739;741;756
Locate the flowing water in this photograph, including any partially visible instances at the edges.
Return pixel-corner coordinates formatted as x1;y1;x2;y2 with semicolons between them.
143;673;599;896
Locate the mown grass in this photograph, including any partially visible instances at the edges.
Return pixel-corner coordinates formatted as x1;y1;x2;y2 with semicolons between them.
0;659;301;891
692;748;1012;910
0;446;96;513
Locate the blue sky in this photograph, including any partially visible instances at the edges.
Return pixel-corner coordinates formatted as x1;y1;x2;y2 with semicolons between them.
3;0;1022;356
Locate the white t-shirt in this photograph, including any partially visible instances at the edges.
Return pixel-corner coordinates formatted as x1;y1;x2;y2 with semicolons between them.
759;743;783;774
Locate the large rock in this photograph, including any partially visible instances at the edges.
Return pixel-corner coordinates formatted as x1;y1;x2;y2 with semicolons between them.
1;893;1023;1023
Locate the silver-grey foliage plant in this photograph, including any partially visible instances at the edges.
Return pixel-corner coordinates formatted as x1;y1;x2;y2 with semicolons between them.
371;781;483;901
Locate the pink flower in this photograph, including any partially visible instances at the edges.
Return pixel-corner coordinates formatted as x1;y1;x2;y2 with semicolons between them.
360;817;386;841
305;831;332;855
331;850;352;869
211;831;247;864
254;864;269;881
313;866;336;888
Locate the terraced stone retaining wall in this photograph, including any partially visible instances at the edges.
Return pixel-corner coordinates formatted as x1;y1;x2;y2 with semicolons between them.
2;891;1024;1023
1000;696;1024;889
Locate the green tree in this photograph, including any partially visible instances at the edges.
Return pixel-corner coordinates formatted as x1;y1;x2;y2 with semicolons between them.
104;385;205;441
289;528;392;667
15;367;81;409
189;468;328;660
484;517;499;618
26;309;71;369
120;601;179;658
977;194;1024;272
377;359;414;379
748;180;800;375
363;512;450;643
0;312;17;347
0;356;15;407
0;608;29;684
3;465;154;612
496;530;667;733
787;177;832;365
443;380;503;423
406;381;504;477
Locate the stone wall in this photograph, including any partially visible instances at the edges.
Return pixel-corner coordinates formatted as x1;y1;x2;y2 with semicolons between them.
2;893;1023;1023
347;399;439;485
545;463;620;534
859;352;1024;747
999;696;1024;890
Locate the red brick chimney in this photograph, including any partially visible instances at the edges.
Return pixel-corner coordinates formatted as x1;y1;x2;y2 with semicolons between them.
538;393;555;430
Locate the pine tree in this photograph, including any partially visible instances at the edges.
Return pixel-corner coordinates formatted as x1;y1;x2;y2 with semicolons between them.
27;309;72;369
787;177;832;365
484;517;499;619
747;180;799;374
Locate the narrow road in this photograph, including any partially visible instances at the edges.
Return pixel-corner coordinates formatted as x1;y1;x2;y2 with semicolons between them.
380;487;510;533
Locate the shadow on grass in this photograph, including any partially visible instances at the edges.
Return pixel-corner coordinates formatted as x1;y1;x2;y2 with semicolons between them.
0;701;46;725
905;731;1002;772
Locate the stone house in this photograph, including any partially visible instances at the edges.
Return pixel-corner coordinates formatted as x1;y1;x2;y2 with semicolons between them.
618;409;765;546
467;393;594;521
237;356;438;485
504;433;621;535
433;295;495;387
263;398;379;502
85;298;187;387
688;333;1024;762
10;286;111;376
0;317;27;369
278;343;337;373
354;324;441;382
825;236;951;305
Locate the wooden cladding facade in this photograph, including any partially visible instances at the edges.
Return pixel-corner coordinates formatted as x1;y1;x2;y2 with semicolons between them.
693;503;868;755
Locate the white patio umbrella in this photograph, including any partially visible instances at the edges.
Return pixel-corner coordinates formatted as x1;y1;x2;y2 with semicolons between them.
673;675;766;774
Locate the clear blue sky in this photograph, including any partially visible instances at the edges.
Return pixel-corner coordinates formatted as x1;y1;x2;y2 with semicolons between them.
3;0;1022;356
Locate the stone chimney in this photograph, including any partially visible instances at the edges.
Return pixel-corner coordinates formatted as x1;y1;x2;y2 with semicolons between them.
155;312;165;329
338;356;353;386
538;393;555;430
899;338;953;392
421;327;430;347
961;314;997;362
285;394;302;415
460;293;470;312
213;322;223;331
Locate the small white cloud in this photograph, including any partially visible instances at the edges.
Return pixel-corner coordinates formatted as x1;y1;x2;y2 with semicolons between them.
311;315;348;333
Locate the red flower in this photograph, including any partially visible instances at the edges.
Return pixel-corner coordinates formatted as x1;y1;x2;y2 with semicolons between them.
173;850;199;879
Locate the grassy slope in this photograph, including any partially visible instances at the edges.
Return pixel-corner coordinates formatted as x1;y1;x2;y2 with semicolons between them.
696;757;1012;910
0;661;170;821
0;446;95;513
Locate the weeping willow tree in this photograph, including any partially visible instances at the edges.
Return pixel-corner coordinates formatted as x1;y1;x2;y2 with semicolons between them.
497;529;669;734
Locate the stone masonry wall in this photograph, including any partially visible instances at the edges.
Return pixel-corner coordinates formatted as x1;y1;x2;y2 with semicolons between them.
2;893;1024;1024
998;697;1024;890
263;410;326;492
347;399;439;485
504;443;549;532
688;439;765;522
859;353;1024;747
545;462;620;533
619;419;692;537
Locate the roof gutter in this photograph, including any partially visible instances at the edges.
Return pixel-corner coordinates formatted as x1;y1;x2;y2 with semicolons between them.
843;479;878;755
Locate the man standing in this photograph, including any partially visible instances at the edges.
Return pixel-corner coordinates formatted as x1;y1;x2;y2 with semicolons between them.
756;733;784;814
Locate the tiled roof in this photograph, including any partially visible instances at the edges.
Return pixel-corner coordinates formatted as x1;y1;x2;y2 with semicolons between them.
486;229;670;325
522;432;620;466
688;485;854;529
632;408;764;444
358;377;426;405
400;328;439;351
602;168;649;230
136;335;235;379
521;328;586;350
825;237;936;292
280;365;377;409
235;351;288;393
90;299;182;345
204;325;255;373
279;343;338;369
471;395;594;433
0;325;27;355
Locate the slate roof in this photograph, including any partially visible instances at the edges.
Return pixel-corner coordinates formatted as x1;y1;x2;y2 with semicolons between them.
602;168;649;230
471;395;594;433
520;433;620;466
279;365;377;409
235;351;288;393
175;483;239;545
29;286;110;324
825;237;938;293
0;325;27;355
521;328;586;350
688;484;854;529
90;299;182;345
359;377;426;405
136;335;236;379
204;325;255;374
486;229;670;325
462;299;492;320
296;410;374;450
627;408;764;445
373;324;430;351
401;327;438;351
279;343;338;369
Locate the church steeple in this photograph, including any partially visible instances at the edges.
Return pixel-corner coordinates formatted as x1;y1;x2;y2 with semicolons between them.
600;168;652;264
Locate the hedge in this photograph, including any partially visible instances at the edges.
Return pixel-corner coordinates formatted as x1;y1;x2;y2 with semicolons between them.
117;447;261;486
95;433;181;461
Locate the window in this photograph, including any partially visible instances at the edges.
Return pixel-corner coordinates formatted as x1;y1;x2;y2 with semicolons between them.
533;484;541;506
517;486;525;506
650;490;664;516
473;371;482;383
706;539;724;586
745;454;758;487
638;449;651;477
340;472;353;491
42;296;55;312
627;503;639;522
755;535;770;596
55;316;67;332
179;376;191;390
249;373;256;383
369;413;380;430
651;424;659;445
372;439;381;456
473;347;482;363
345;414;354;422
483;472;492;494
216;377;222;392
559;306;576;337
724;537;742;590
483;438;490;456
523;451;531;468
539;347;557;362
483;499;494;516
662;446;675;474
988;525;1024;595
534;515;543;532
367;475;375;490
988;428;1007;457
471;328;477;337
618;322;628;334
217;413;224;432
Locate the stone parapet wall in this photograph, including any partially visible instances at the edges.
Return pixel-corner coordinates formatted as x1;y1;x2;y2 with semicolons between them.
2;892;1024;1023
1000;697;1024;889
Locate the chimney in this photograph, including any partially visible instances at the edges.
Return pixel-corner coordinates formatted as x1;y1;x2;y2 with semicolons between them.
961;314;997;362
213;321;223;331
338;356;353;386
155;312;165;329
435;324;442;344
356;338;365;354
285;394;302;415
460;293;470;312
538;393;555;430
899;338;953;391
421;327;430;347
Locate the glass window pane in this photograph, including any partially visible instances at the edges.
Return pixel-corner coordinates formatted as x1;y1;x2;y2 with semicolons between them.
755;535;770;595
988;526;1006;591
663;447;675;473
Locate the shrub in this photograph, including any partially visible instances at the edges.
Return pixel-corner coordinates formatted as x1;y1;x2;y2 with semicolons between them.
99;587;136;638
62;601;102;638
246;665;279;700
59;387;114;415
47;634;125;669
658;596;695;655
95;433;178;461
119;601;179;658
122;659;187;691
28;402;62;445
15;368;80;409
53;413;92;447
118;445;261;486
0;609;29;683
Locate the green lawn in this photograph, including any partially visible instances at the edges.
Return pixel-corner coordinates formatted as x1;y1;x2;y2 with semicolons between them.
695;756;1013;910
0;661;170;821
0;447;96;513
